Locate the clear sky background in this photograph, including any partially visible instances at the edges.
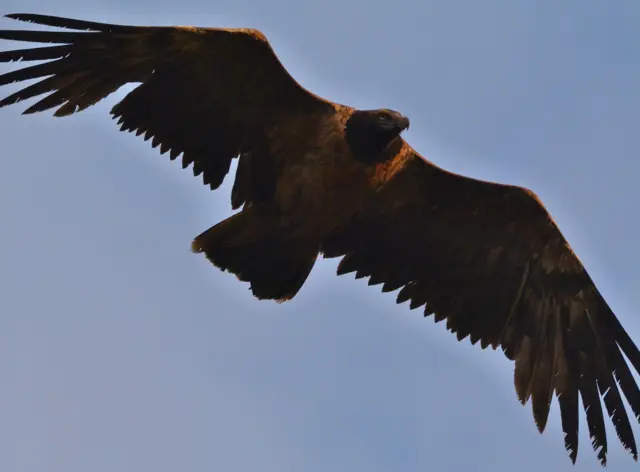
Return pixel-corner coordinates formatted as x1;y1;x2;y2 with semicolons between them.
0;1;639;471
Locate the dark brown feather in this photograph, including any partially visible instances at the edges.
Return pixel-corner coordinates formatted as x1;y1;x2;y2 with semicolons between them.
322;144;640;465
191;209;320;302
0;13;335;200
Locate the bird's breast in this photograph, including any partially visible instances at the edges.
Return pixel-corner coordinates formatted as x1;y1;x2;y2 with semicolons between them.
272;132;372;235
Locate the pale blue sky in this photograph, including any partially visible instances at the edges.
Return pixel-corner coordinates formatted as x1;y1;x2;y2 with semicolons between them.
1;1;639;470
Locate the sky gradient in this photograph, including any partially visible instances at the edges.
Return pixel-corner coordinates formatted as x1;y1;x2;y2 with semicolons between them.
1;1;639;471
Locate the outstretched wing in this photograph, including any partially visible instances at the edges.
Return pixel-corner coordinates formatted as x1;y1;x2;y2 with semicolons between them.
0;13;335;202
322;144;640;465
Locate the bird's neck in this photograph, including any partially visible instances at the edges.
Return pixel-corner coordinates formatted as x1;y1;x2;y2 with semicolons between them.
345;122;401;164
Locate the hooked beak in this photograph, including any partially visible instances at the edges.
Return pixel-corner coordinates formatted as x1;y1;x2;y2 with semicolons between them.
397;115;410;132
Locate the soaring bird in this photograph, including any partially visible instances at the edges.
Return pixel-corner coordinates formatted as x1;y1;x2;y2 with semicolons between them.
1;13;638;465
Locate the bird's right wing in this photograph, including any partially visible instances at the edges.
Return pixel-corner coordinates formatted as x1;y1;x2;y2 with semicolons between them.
0;13;336;197
322;145;640;465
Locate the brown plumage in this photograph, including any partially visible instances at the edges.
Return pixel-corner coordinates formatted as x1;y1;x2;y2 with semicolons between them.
1;12;639;465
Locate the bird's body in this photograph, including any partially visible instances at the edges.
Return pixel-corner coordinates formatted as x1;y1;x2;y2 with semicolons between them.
1;12;639;465
269;111;412;234
267;106;368;232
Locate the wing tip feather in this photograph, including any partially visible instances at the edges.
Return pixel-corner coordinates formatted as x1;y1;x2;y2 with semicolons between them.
3;13;122;32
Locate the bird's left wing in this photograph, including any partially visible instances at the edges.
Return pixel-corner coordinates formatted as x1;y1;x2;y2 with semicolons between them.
321;145;640;465
0;13;336;200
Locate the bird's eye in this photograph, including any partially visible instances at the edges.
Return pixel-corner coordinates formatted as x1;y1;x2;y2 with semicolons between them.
379;115;387;120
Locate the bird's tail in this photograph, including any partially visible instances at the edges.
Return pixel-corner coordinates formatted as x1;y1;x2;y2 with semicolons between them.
0;13;176;116
191;209;319;302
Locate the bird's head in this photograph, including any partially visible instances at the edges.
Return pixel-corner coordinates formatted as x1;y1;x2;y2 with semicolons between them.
351;108;410;133
345;108;410;162
370;108;411;133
